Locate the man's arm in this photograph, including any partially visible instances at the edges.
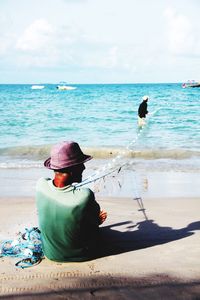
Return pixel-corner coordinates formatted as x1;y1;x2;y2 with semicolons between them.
84;189;107;226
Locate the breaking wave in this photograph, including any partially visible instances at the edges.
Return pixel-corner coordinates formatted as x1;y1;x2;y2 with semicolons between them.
0;144;200;170
1;144;200;160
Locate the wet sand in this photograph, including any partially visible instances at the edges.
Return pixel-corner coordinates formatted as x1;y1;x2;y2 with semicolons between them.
1;166;199;198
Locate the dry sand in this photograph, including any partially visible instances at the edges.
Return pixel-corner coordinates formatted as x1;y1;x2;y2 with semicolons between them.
0;195;200;299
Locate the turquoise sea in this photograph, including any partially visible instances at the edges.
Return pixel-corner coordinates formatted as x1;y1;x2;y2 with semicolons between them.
0;83;200;173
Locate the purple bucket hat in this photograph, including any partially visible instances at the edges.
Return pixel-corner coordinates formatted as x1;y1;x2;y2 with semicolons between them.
44;141;92;170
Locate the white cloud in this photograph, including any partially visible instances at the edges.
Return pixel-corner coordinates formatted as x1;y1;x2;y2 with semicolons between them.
0;14;13;55
16;19;54;52
87;46;120;69
15;19;81;68
164;8;200;56
81;43;157;77
0;0;200;83
0;36;10;56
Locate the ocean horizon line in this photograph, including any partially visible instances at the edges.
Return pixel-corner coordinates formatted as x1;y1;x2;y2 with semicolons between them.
0;82;183;86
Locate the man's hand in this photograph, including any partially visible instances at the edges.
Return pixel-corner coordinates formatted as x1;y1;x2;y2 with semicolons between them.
99;210;107;225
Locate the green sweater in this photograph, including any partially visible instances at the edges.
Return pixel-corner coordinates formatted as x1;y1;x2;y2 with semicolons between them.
36;178;100;262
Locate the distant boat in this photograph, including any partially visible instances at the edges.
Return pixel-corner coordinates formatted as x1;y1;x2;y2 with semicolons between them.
56;85;76;90
182;80;200;88
31;85;45;90
56;82;76;90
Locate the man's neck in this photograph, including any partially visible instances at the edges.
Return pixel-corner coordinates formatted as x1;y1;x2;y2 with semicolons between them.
53;172;71;188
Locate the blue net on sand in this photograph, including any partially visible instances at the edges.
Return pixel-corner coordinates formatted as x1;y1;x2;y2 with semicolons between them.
0;227;44;269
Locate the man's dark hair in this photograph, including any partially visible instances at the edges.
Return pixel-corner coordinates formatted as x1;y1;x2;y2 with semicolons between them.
53;167;71;173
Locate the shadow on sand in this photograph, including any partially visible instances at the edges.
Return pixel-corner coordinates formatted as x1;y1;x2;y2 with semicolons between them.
1;273;200;299
96;219;200;257
1;221;200;299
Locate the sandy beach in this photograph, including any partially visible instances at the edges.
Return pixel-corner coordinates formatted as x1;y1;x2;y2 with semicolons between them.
0;180;200;299
1;0;200;297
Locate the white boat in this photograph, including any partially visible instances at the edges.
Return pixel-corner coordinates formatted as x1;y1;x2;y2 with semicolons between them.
182;80;200;88
56;82;76;90
31;85;45;90
56;85;76;90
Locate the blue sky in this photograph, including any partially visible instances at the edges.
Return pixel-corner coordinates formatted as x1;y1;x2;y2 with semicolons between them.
0;0;199;84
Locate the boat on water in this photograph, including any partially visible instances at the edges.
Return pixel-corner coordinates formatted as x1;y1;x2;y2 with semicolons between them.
31;85;45;90
56;82;77;90
56;85;76;90
182;80;200;88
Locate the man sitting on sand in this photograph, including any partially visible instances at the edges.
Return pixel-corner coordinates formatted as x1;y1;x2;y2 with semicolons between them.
36;141;107;262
